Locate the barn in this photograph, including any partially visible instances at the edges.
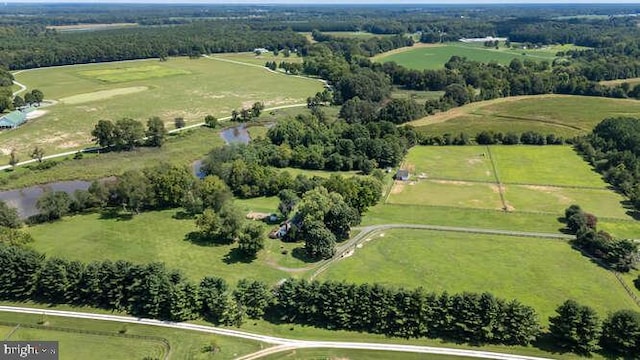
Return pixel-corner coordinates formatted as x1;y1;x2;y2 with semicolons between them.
395;169;410;181
0;109;28;129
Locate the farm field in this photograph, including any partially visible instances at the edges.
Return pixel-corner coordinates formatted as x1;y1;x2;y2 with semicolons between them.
4;56;322;161
409;95;640;137
318;229;638;323
25;207;309;285
0;126;223;190
600;77;640;87
209;51;304;66
373;42;561;70
389;145;635;221
0;311;263;360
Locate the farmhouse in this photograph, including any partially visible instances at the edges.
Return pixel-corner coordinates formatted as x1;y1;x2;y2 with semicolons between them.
0;109;28;129
395;169;410;181
253;48;270;54
459;36;508;43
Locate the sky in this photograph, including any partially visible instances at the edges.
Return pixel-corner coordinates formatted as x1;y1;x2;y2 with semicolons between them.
3;0;640;3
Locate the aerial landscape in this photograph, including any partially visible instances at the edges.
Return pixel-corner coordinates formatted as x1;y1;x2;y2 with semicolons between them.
1;1;640;359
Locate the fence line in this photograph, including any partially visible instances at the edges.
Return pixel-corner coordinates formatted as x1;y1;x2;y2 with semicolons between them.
0;320;171;359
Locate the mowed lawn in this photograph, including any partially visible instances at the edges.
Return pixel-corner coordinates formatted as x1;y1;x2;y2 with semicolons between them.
319;229;638;323
210;51;304;66
4;56;322;160
0;311;263;360
25;209;291;285
263;349;474;360
410;95;640;137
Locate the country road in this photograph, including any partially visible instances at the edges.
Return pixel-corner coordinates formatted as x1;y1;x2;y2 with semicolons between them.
0;306;553;360
310;223;574;280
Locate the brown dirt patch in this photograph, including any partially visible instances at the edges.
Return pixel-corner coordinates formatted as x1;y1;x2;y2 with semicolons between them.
430;179;474;186
390;181;405;194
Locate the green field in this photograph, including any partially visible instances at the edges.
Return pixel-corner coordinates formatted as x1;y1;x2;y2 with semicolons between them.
26;207;311;285
318;229;638;323
210;52;304;66
0;127;223;190
4;56;322;161
390;145;634;221
0;311;263;360
410;95;640;137
373;43;560;70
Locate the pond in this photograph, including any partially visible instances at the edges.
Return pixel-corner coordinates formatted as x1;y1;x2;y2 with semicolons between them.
0;180;91;218
2;123;265;217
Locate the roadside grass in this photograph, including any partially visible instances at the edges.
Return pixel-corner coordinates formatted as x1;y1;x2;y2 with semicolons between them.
504;185;631;220
490;146;607;188
236;320;596;360
0;311;264;360
317;229;638;324
373;42;557;70
0;127;223;190
8;327;166;359
387;180;504;211
25;209;291;285
361;204;564;233
5;56;322;160
210;52;304;66
262;349;478;360
410;95;640;137
402;145;495;182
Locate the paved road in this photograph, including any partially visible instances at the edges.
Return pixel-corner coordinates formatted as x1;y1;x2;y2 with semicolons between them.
310;223;574;280
0;306;553;360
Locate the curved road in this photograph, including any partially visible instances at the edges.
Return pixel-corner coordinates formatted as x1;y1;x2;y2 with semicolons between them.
0;306;552;360
310;223;574;280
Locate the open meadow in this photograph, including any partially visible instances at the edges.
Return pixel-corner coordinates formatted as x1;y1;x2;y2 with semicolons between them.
409;94;640;137
0;311;263;360
372;42;575;70
318;229;638;323
3;56;322;161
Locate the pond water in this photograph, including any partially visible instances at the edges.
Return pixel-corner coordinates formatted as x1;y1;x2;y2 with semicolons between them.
0;180;91;218
1;124;262;218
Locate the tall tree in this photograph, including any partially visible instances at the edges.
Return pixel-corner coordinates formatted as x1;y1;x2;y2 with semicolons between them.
146;116;167;147
30;146;44;163
302;220;336;259
114;118;145;150
115;170;150;213
237;222;265;258
600;310;640;357
0;201;22;228
548;300;601;355
36;190;72;221
91;119;116;148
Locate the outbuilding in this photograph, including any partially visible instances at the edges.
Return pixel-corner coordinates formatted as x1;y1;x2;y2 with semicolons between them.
0;110;27;129
395;169;410;181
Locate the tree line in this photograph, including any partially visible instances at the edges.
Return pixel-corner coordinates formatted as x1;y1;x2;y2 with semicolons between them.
574;117;640;212
2;242;639;356
563;205;638;272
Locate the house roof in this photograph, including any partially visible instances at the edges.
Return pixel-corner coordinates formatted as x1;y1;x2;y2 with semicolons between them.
396;169;409;177
0;110;27;128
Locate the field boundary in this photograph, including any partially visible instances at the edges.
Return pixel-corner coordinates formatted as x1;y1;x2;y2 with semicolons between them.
0;319;171;359
485;146;508;211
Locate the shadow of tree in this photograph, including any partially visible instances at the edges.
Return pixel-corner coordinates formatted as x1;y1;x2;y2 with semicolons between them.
173;210;195;220
99;209;133;221
291;247;318;264
223;247;254;264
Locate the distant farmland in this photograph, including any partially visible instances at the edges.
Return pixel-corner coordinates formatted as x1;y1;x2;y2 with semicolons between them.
373;42;579;70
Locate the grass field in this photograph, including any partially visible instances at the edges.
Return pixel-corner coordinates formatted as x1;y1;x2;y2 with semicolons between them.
0;127;223;190
390;145;634;221
0;311;263;360
409;95;640;137
373;42;561;70
4;56;322;161
318;229;638;323
600;77;640;87
25;208;303;285
210;52;304;66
